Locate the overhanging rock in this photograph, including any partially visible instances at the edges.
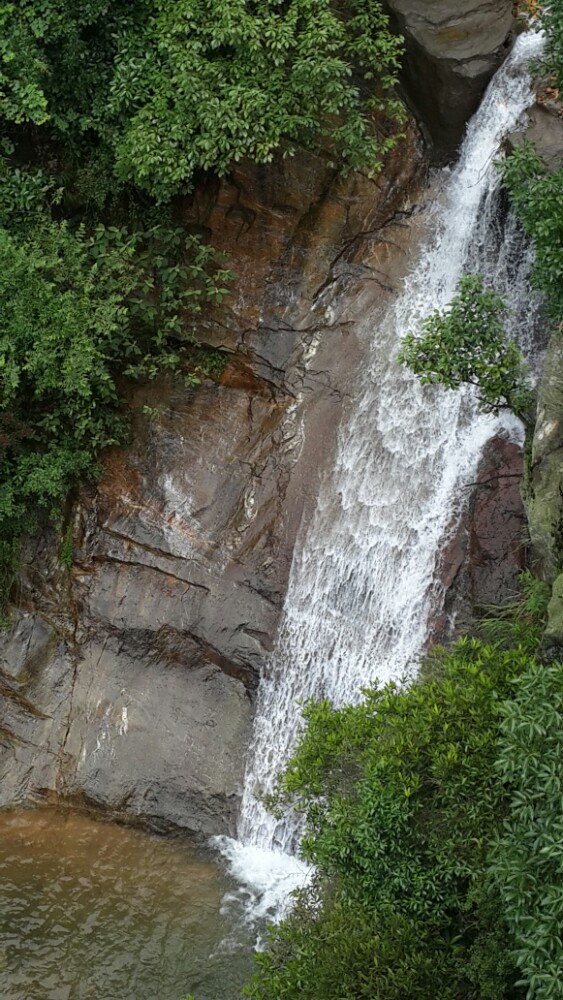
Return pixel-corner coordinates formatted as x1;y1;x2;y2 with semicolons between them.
386;0;514;159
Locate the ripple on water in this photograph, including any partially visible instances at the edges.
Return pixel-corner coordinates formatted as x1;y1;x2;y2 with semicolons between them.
0;809;256;1000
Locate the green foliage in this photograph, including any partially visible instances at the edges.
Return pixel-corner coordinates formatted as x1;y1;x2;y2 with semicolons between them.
0;1;128;132
247;635;536;1000
536;2;563;94
247;891;471;1000
398;274;534;420
279;640;526;912
0;3;50;125
245;581;557;1000
0;187;230;606
183;345;228;383
477;572;550;653
0;0;405;201
108;0;404;199
499;144;563;325
490;662;563;999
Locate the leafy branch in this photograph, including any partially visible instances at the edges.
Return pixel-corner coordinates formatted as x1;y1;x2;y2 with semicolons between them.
398;274;534;423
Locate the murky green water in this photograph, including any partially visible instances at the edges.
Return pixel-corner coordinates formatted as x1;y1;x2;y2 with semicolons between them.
0;809;255;1000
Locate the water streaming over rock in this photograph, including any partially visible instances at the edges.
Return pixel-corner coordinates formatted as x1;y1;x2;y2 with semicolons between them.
218;31;545;916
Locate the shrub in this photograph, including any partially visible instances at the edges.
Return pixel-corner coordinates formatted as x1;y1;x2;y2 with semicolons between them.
0;198;230;605
244;578;553;1000
246;637;533;999
398;274;534;420
490;662;563;999
499;144;563;325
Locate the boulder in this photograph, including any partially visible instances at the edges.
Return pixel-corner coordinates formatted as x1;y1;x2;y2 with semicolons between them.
507;101;563;171
386;0;514;158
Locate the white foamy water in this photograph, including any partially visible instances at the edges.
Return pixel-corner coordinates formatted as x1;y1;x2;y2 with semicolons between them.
218;31;545;915
216;841;311;924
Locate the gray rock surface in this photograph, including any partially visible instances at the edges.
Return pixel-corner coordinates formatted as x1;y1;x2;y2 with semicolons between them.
386;0;514;157
0;613;250;836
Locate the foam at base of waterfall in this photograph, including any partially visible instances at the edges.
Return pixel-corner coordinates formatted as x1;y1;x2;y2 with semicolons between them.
213;836;311;925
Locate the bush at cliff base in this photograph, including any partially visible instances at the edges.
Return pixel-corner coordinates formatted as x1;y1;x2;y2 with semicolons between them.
243;577;563;1000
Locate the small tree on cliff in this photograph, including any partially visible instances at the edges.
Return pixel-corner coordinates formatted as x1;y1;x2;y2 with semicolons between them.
398;274;534;422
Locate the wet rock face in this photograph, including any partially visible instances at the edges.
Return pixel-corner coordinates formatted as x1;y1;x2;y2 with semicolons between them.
469;436;528;605
0;128;423;835
0;352;288;838
184;130;420;363
435;434;527;640
386;0;514;158
0;614;250;837
76;380;292;691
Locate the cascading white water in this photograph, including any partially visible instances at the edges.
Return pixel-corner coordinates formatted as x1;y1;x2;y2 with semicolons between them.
218;31;544;915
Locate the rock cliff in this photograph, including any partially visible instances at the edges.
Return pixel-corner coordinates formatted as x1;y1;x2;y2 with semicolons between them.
0;128;423;836
515;97;563;657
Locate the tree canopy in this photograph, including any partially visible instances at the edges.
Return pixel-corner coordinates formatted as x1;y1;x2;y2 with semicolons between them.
0;0;404;201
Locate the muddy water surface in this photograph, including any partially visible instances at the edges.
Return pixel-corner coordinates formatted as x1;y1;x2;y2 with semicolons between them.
0;809;254;1000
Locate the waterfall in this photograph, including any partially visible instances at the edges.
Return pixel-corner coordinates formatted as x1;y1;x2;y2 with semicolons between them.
217;31;544;917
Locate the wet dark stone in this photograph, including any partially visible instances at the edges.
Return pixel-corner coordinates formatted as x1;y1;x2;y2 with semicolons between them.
434;434;527;641
386;0;514;159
